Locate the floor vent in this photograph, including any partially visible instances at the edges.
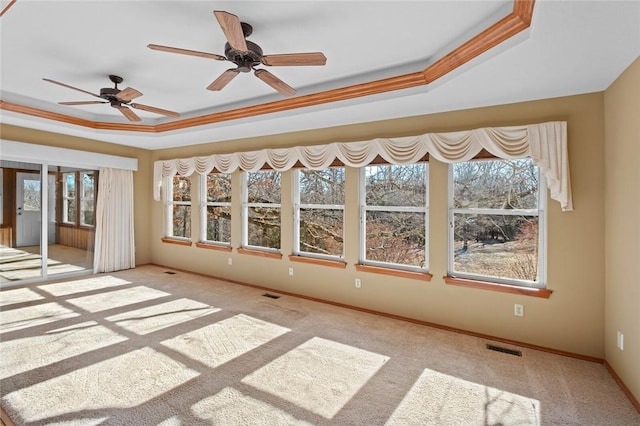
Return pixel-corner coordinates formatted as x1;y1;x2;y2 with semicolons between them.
164;271;177;275
486;343;522;357
263;293;281;299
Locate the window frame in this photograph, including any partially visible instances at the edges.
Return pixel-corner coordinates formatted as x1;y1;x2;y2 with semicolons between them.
199;172;232;246
62;171;76;225
79;171;96;227
60;170;96;229
359;162;430;273
447;157;547;288
293;167;345;261
241;170;282;253
165;174;192;241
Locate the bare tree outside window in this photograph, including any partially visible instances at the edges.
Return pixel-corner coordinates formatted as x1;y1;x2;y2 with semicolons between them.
23;179;41;211
203;173;231;244
244;170;281;250
362;163;428;269
170;176;191;238
450;158;543;284
80;172;95;226
295;168;345;257
60;170;97;227
63;173;76;223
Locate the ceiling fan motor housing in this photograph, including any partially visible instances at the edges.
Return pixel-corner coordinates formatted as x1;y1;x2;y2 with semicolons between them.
100;87;121;100
225;40;263;72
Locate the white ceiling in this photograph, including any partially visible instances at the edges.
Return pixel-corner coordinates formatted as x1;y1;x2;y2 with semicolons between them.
1;1;639;150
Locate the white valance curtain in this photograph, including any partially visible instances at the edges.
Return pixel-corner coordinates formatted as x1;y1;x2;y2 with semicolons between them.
154;121;572;211
94;168;136;273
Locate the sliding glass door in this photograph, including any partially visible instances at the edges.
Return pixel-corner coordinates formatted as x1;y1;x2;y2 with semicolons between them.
48;166;96;277
0;160;96;285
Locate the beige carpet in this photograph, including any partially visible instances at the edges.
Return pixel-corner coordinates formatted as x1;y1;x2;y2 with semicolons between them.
0;265;638;425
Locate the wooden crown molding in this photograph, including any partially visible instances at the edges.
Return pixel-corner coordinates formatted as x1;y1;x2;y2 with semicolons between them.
0;0;17;17
0;0;535;134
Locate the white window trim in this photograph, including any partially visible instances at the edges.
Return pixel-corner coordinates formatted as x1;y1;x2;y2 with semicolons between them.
447;159;547;288
200;173;231;246
165;175;192;241
359;164;430;273
293;168;345;261
241;171;282;253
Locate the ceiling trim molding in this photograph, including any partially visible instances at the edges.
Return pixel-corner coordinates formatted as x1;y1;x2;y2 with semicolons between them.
156;71;429;132
0;0;17;17
423;0;535;84
0;0;535;135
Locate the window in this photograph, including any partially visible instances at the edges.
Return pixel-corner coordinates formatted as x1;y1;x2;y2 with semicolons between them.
166;175;192;239
294;168;345;259
62;172;76;224
201;173;231;245
360;163;429;271
61;170;96;227
79;171;95;226
448;158;545;287
243;170;281;250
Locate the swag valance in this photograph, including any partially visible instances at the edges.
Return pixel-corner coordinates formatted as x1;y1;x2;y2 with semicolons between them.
154;121;572;211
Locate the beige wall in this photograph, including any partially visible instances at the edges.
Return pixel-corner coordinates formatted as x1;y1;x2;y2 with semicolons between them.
3;69;635;398
151;92;607;358
0;125;153;265
604;56;640;401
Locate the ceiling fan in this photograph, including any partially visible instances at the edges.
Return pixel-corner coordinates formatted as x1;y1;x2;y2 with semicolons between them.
148;10;327;96
42;75;180;122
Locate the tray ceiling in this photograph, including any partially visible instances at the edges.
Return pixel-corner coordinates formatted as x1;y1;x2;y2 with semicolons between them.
0;1;638;149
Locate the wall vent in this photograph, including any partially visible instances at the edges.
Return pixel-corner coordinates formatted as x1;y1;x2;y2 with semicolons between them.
486;343;522;357
164;271;177;275
262;293;281;299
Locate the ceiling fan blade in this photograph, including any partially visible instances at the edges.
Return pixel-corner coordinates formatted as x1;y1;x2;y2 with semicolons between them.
116;87;143;102
130;103;180;117
207;69;240;91
147;44;226;61
59;101;108;106
116;105;141;122
214;10;248;51
43;78;102;99
262;52;327;66
254;69;296;96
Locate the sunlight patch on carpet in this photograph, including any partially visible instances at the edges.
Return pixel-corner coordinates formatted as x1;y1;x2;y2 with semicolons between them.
189;387;314;425
0;320;127;380
106;298;220;335
44;263;86;275
0;247;35;262
39;276;131;296
66;286;170;313
242;336;389;419
385;368;540;425
0;301;79;334
0;287;44;307
161;313;290;368
1;347;199;424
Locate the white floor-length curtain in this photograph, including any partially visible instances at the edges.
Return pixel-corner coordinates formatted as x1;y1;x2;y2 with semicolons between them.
93;167;135;273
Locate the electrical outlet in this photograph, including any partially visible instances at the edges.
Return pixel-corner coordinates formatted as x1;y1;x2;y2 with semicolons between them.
355;278;361;288
617;331;624;350
514;304;524;317
227;257;232;266
288;267;294;276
